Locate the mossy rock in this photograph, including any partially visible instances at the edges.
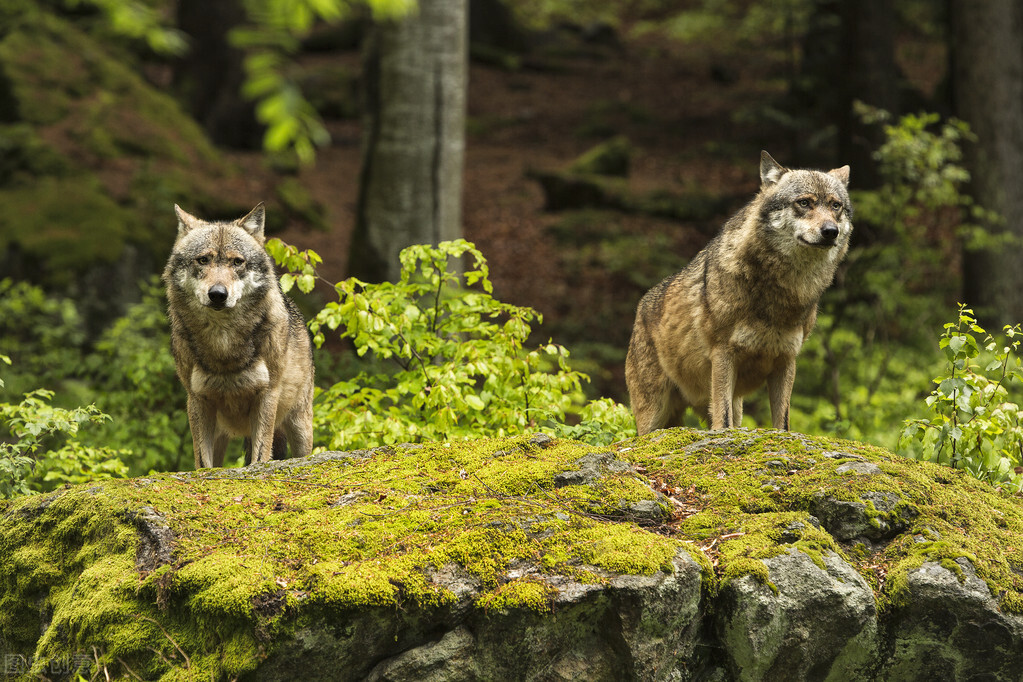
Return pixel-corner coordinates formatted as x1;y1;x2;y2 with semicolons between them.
0;175;139;288
0;12;220;165
567;135;631;177
4;429;1023;680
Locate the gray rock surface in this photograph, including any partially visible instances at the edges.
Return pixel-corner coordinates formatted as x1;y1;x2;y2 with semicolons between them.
881;559;1023;681
718;548;878;681
257;550;705;681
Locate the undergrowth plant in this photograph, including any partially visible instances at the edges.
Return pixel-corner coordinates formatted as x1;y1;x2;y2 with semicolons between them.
900;305;1023;491
0;277;195;477
79;278;193;474
267;238;636;449
1;356;128;498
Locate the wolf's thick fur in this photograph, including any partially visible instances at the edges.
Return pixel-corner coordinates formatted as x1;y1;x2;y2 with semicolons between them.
626;151;852;434
164;203;314;468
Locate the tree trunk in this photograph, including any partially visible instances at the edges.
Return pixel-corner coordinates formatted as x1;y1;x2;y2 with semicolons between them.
350;0;468;282
838;0;898;190
174;0;262;149
794;0;897;188
952;0;1023;326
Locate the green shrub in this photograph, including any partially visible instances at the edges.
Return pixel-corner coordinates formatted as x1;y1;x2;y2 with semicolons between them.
0;278;192;481
268;238;636;450
0;285;135;496
78;277;193;474
0;278;86;397
900;306;1023;491
0;360;128;498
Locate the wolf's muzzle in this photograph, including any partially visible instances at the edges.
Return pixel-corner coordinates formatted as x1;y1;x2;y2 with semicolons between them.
800;221;840;248
208;284;229;310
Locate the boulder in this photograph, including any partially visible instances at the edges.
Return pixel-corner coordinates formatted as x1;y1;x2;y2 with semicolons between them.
4;428;1023;680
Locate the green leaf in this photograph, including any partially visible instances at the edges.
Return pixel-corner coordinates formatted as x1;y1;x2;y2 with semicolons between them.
264;117;300;151
297;274;316;294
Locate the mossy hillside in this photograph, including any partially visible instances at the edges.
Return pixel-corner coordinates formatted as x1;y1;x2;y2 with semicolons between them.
0;12;220;162
0;435;688;678
616;428;1023;610
0;9;245;286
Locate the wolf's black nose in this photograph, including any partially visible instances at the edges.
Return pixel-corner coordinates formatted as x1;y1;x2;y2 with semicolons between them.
821;222;840;242
208;284;228;308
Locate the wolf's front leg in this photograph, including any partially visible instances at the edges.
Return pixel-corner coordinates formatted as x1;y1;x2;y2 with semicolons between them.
249;390;280;464
731;396;743;428
212;433;230;468
282;400;314;459
187;395;218;468
767;357;796;431
709;346;737;429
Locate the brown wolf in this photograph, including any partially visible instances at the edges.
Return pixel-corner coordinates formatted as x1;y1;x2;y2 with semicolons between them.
625;151;852;434
164;203;314;468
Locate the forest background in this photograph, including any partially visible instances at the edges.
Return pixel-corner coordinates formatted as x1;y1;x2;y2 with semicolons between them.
2;0;1023;496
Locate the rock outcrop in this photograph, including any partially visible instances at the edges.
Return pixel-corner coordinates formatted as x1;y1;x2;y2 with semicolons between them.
3;428;1023;680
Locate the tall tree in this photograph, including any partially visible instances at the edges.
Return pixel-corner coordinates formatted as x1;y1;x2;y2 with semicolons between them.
350;0;468;282
838;0;898;190
952;0;1023;326
174;0;262;149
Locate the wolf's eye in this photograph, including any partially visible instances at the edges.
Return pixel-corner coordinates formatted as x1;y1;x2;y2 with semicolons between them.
831;201;843;211
796;199;811;209
232;257;245;267
196;256;210;265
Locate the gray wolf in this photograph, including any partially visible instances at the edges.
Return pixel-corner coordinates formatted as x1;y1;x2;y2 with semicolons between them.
625;151;852;434
164;203;314;468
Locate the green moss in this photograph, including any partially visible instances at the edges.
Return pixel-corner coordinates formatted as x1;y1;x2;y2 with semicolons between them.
573;524;679;575
617;427;1023;615
723;557;777;595
999;590;1023;613
554;469;661;516
477;577;557;613
567;135;631;177
74;436;688;623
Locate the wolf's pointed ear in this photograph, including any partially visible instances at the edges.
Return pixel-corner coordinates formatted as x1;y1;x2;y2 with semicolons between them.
237;202;266;242
829;165;851;186
174;204;202;236
760;151;788;187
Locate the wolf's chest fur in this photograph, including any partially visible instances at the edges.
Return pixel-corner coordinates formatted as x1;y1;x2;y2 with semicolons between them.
189;359;270;398
729;319;805;359
177;303;273;375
